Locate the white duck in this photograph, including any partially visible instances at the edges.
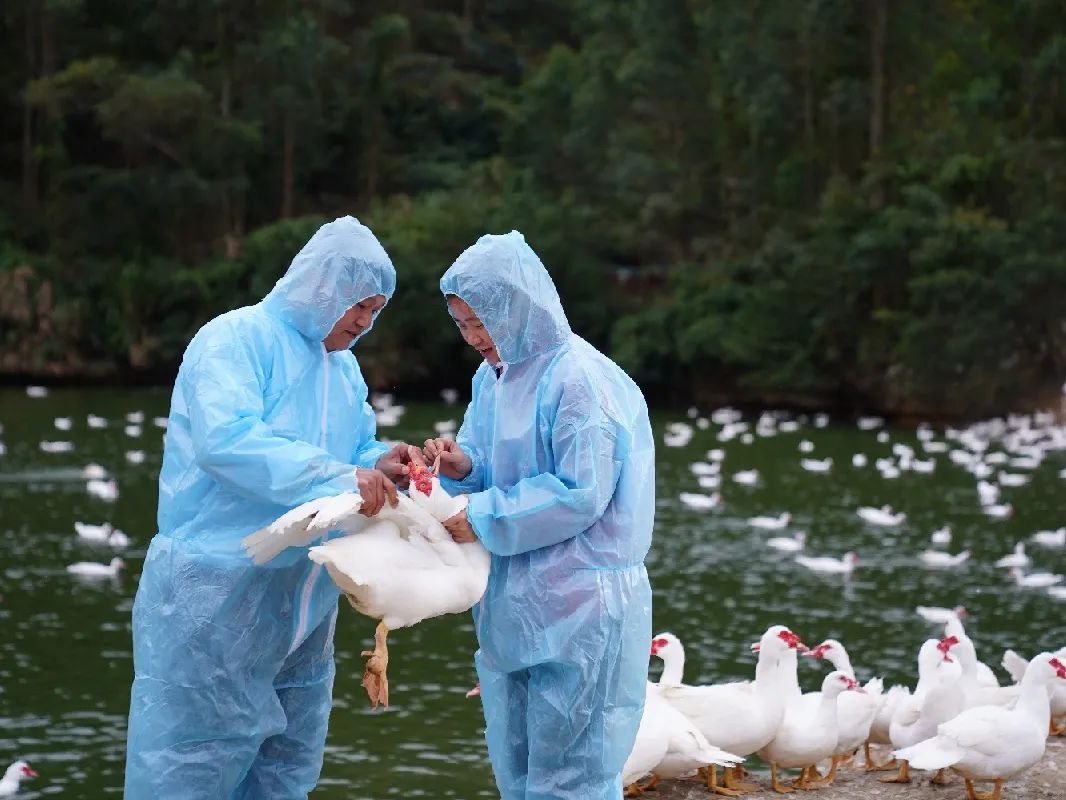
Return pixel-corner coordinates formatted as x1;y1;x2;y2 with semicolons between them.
882;637;965;785
652;626;806;793
983;503;1013;519
86;478;119;502
852;453;868;467
800;457;832;473
623;681;744;796
894;653;1066;799
0;761;37;797
977;480;1000;505
795;552;859;576
697;475;721;490
67;556;125;579
767;531;806;553
930;525;952;546
856;505;905;526
39;440;74;453
1002;648;1066;735
802;640;884;783
1031;527;1066;547
82;463;108;480
74;521;130;548
997;471;1029;487
758;671;858;791
994;542;1029;568
1049;586;1066;600
944;618;1000;692
732;469;760;486
866;684;910;769
748;512;791;530
242;460;488;709
679;491;721;510
1009;567;1063;588
919;549;971;568
915;605;966;625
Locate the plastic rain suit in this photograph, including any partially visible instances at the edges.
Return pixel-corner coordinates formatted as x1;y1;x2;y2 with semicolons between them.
439;231;654;800
124;216;395;799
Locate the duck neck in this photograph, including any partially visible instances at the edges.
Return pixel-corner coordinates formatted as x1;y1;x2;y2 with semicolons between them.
659;647;685;686
827;650;855;680
1016;668;1052;726
816;690;840;726
756;650;799;703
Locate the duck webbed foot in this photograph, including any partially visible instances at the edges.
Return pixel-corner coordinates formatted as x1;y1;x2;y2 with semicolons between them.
723;764;760;793
930;768;952;786
770;763;795;794
361;621;390;709
863;742;897;771
879;759;911;784
703;765;744;796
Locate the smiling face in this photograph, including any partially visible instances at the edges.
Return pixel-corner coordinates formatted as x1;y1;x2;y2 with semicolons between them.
447;295;500;365
323;294;387;351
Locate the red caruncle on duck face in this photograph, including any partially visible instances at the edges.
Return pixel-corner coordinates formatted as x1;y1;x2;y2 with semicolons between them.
778;629;804;650
408;461;434;497
938;635;959;661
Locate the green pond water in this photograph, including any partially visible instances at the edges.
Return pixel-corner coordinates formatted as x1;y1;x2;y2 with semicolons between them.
0;388;1064;799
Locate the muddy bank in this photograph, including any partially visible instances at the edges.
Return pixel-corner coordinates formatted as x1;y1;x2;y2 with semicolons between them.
645;738;1064;799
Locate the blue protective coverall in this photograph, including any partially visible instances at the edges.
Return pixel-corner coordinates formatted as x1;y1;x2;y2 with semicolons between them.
439;232;654;800
124;216;395;799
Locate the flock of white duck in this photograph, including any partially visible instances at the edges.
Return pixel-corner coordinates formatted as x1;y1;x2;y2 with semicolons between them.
670;407;1066;597
619;612;1065;798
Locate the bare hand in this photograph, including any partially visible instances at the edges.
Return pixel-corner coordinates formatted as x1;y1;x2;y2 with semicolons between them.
423;438;472;481
443;509;477;543
356;468;398;517
375;443;425;489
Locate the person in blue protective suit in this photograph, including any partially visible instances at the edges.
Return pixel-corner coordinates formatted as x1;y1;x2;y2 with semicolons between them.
124;216;420;799
423;231;655;800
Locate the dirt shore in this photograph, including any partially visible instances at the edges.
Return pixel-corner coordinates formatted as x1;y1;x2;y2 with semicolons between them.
644;738;1064;799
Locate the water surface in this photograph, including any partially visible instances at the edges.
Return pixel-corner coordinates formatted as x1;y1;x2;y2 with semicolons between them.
0;390;1063;798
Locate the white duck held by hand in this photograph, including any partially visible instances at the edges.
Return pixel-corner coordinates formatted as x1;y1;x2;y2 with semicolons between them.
242;458;488;710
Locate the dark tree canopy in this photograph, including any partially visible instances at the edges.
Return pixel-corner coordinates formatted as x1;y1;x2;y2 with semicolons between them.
1;0;1063;416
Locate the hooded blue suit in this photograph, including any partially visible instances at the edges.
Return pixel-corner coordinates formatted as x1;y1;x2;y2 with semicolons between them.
124;216;395;799
440;232;654;800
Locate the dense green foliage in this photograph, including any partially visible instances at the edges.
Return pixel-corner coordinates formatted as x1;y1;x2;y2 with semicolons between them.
1;1;1064;415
